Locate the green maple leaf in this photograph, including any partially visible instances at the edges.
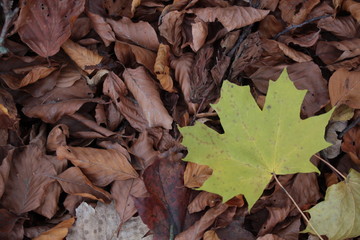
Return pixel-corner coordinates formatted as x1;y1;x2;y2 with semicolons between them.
304;169;360;240
180;69;332;209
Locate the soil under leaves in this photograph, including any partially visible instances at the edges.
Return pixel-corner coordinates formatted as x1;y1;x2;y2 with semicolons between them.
0;0;360;239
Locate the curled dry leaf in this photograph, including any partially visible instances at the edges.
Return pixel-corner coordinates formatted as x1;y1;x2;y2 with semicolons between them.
0;143;56;215
316;39;360;65
56;167;111;203
107;17;159;51
188;191;222;214
276;42;312;63
318;16;360;39
278;30;321;48
158;11;184;55
46;124;69;151
86;11;115;47
184;162;213;188
114;41;156;73
189;6;269;32
175;204;228;240
130;130;159;170
278;0;319;25
170;52;198;114
33;218;75;240
17;0;85;57
61;39;103;74
342;0;360;22
1;65;58;90
329;68;360;108
0;89;18;129
154;44;176;93
56;146;138;187
123;66;173;129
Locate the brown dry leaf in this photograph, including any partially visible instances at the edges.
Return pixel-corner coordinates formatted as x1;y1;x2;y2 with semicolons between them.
259;15;283;39
114;41;156;73
22;98;104;124
130;130;159;170
276;42;312;63
57;146;138;187
154;44;176;93
56;64;82;88
279;0;320;25
1;65;58;89
17;0;85;57
158;11;184;55
318;16;360;39
175;204;228;240
57;167;111;203
46;124;69;152
278;30;320;48
0;208;19;233
184;162;213;188
61;39;103;74
204;230;220;240
0;146;14;198
107;17;159;51
103;0;139;18
257;234;286;240
170;52;198;114
71;17;91;40
342;0;360;22
0;142;56;215
341;126;360;164
123;66;173;129
188;191;222;214
189;6;269;32
190;18;208;52
329;68;360;108
0;89;18;129
33;218;75;240
316;39;360;65
111;178;148;226
86;11;116;47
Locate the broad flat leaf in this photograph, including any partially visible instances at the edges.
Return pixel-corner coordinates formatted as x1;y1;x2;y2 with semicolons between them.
180;69;332;209
304;169;360;240
17;0;85;57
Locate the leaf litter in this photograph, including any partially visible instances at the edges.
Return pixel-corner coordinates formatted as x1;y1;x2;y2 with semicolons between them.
0;0;360;239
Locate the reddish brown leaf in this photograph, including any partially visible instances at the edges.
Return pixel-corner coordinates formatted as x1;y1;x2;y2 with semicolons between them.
279;0;319;25
57;146;138;187
46;124;69;152
56;167;111;203
135;154;190;239
107;17;159;51
130;130;159;170
342;126;360;164
86;11;116;47
0;209;19;233
329;68;360;108
189;6;269;32
0;146;14;198
17;0;85;57
123;66;173;129
0;142;56;214
278;30;320;48
175;204;228;240
70;17;91;40
318;16;360;39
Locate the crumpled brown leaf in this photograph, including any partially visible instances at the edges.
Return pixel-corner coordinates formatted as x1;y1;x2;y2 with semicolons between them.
184;162;213;188
123;66;173;129
57;146;138;187
17;0;85;57
154;44;176;92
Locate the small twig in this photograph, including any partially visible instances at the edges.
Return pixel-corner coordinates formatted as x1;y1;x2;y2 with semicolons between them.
273;14;331;40
314;154;347;180
272;173;324;240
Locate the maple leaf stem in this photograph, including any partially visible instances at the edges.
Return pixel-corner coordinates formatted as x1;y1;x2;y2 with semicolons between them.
272;172;324;240
314;154;347;180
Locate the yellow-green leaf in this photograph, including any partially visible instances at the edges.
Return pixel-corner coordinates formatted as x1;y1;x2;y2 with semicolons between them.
304;169;360;240
180;69;332;209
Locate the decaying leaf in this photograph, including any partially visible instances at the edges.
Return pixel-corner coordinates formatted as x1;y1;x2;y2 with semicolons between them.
17;0;85;57
154;44;176;92
180;69;333;209
304;169;360;240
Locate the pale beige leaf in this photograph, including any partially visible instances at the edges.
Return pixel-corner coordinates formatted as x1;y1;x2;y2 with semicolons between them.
189;6;269;31
33;218;75;240
57;146;138;187
123;66;173;129
184;162;213;188
61;39;103;74
154;44;176;92
107;17;159;51
329;68;360;108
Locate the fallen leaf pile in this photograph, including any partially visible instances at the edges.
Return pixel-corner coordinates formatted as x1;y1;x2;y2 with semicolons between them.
0;0;360;239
